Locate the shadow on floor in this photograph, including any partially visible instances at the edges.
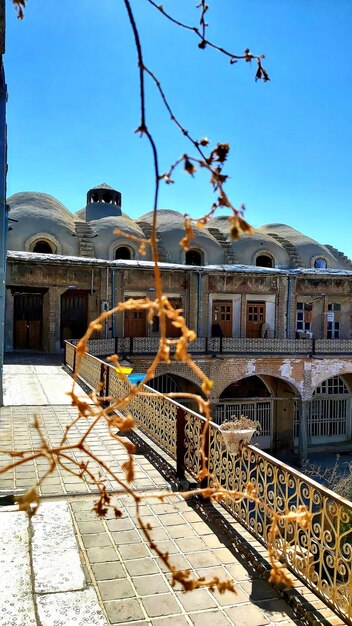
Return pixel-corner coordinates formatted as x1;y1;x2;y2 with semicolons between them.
5;351;64;366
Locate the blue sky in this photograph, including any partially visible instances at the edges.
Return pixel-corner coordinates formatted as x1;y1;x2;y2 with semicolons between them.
5;0;352;255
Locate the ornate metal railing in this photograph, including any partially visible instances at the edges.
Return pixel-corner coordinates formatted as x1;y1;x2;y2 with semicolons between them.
67;336;352;357
315;338;352;354
208;432;352;624
64;341;352;624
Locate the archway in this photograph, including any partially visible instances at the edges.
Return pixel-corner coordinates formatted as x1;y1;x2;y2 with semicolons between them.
147;373;205;411
216;375;299;452
115;246;132;260
299;375;352;445
32;240;54;254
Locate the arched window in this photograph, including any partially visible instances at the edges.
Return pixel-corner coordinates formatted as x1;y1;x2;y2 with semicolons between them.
185;249;203;265
256;254;273;268
115;246;132;260
102;192;112;204
313;376;349;396
32;240;54;254
314;257;327;269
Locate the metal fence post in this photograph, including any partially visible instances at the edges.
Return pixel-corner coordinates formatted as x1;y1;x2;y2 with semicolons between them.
100;363;105;397
200;421;210;490
105;364;110;398
176;406;186;480
73;345;77;373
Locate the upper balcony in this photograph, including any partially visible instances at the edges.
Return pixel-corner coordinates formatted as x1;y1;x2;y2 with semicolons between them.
77;336;352;358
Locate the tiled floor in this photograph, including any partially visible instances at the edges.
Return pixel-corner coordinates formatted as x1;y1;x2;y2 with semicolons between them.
0;358;345;625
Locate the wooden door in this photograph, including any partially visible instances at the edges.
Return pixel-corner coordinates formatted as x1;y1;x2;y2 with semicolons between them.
60;290;88;344
246;302;266;338
124;303;146;337
166;298;182;338
14;293;43;350
212;301;232;338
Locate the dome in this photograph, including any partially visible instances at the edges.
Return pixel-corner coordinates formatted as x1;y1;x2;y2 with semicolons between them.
91;214;149;261
7;192;79;256
207;215;291;268
138;209;225;264
258;224;342;269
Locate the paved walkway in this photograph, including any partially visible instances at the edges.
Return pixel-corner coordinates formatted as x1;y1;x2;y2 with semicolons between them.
0;355;344;625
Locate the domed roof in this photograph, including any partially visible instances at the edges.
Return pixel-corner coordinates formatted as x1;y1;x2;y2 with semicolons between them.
207;215;291;268
138;209;225;264
7;192;79;256
91;215;148;260
258;224;341;269
8;192;77;228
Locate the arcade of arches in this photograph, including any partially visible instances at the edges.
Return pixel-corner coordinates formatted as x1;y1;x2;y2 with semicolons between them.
213;374;352;457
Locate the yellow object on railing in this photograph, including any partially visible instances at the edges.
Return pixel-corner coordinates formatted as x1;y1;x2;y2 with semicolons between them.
115;366;133;379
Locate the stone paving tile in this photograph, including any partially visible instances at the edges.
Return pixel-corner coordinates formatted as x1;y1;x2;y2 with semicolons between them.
125;558;160;577
119;543;153;562
256;599;297;622
225;603;270;625
186;551;221;569
152;617;190;626
176;588;217;612
98;578;135;600
91;561;126;581
104;598;145;623
82;533;113;548
142;593;182;618
189;610;232;626
86;546;120;563
241;579;281;602
133;575;170;597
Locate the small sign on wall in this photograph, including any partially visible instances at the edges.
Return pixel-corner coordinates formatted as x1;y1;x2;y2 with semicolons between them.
326;311;334;322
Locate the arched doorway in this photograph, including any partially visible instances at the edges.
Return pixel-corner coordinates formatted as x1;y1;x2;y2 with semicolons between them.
147;373;205;411
297;375;351;445
216;376;272;448
216;375;299;451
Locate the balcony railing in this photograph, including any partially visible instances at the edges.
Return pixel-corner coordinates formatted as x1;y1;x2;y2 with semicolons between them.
66;336;352;357
64;340;352;625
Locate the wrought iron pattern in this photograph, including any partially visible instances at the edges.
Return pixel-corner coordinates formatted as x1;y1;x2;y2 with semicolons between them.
129;389;177;458
221;337;312;354
184;410;203;478
208;428;352;624
65;342;75;369
108;367;129;400
77;352;102;389
315;339;352;354
188;338;206;353
66;337;352;356
87;338;115;355
132;337;160;354
107;367;177;458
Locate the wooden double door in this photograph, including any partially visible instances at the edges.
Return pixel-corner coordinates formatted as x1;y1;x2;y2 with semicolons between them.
14;293;43;350
61;290;88;344
211;300;267;338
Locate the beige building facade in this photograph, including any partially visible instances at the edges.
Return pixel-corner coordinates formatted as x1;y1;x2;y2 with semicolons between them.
5;184;352;458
